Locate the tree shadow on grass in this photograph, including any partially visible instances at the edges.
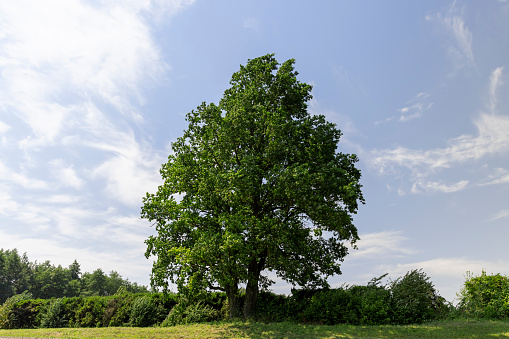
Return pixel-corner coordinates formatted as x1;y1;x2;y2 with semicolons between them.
216;320;509;338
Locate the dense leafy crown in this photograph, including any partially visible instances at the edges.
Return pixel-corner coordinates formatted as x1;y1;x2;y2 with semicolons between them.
142;54;364;294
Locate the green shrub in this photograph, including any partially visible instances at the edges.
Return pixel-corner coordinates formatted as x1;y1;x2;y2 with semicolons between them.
288;288;324;322
61;297;84;328
8;299;46;329
0;291;33;329
301;288;360;325
129;295;165;327
350;285;392;325
161;298;217;326
73;296;108;327
103;295;133;327
40;298;66;328
390;269;445;324
254;291;291;322
458;270;509;319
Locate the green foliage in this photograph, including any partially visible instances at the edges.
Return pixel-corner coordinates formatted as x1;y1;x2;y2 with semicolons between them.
390;269;446;324
302;288;360;325
103;295;133;327
0;248;149;302
458;270;509;319
0;291;33;329
162;298;218;326
259;271;446;326
73;296;108;327
129;295;165;327
252;292;290;322
349;275;392;325
0;270;454;328
39;298;66;328
9;299;46;329
142;53;364;319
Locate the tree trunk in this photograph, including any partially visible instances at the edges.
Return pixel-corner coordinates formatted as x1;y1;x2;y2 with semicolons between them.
243;252;266;319
225;284;240;319
243;275;259;319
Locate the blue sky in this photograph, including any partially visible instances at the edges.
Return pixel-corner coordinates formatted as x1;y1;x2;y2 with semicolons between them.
1;0;508;302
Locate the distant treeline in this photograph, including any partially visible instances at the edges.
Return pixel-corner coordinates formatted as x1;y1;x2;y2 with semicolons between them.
0;248;149;303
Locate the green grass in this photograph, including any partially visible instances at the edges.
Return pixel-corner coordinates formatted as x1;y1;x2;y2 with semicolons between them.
1;319;508;338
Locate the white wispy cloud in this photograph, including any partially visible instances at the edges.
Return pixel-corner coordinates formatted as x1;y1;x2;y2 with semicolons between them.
50;159;85;190
0;0;168;146
372;113;509;173
0;121;10;134
379;257;493;279
375;93;432;125
411;179;469;194
92;141;164;207
0;121;11;146
370;68;509;194
0;0;194;287
60;102;166;207
399;103;433;122
427;7;475;71
0;190;19;216
350;231;415;259
397;92;433;122
0;0;189;206
490;67;504;114
0;161;49;190
490;209;509;221
478;167;509;186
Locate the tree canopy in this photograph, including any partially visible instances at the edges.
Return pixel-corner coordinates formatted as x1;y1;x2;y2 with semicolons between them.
142;54;364;318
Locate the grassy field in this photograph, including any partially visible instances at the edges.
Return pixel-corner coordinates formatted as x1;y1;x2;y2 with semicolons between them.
1;319;509;339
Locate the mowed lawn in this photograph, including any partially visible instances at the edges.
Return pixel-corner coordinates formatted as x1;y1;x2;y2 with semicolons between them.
1;319;509;338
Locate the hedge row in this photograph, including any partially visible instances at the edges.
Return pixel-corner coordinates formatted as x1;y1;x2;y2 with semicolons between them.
255;269;450;325
0;291;228;329
1;269;454;328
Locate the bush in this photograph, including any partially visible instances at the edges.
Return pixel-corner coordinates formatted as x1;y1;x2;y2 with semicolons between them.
103;295;134;327
40;298;66;328
129;295;164;327
288;288;325;322
350;287;392;324
9;299;46;329
61;297;84;328
72;296;108;327
161;298;218;326
301;288;360;325
390;269;445;324
458;270;509;319
254;291;291;322
0;291;33;329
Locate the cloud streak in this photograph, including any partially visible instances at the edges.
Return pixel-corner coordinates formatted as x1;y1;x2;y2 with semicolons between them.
490;67;504;114
427;7;475;72
398;92;433;122
370;68;509;193
350;231;415;259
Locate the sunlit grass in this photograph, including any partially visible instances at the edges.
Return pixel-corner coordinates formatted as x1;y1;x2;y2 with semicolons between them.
1;319;509;338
